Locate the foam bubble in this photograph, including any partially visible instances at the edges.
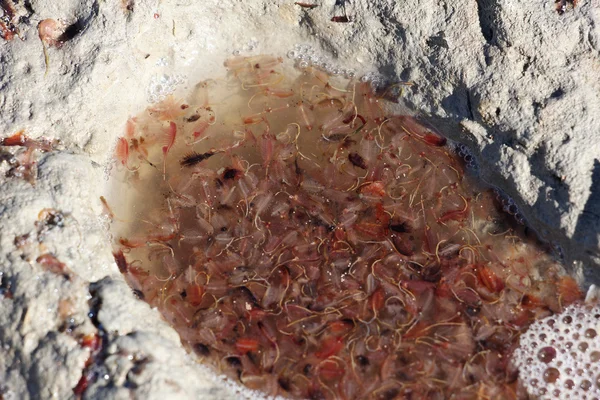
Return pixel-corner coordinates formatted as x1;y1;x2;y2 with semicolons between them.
513;303;600;399
455;143;479;171
147;73;185;103
287;45;364;81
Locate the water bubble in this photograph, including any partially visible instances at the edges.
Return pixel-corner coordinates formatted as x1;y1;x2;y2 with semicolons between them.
565;379;575;390
581;379;592;391
543;367;560;383
314;60;325;69
530;378;539;387
538;346;557;363
526;357;534;365
585;328;597;339
579;341;589;352
513;212;525;224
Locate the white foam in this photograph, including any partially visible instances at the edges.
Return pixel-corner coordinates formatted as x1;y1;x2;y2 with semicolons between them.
513;303;600;400
287;44;363;81
147;73;186;103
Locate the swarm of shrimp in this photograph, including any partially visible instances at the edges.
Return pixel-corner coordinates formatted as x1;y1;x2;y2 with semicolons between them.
107;55;583;399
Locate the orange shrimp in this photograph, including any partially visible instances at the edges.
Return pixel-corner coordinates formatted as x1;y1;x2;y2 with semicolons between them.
235;338;260;354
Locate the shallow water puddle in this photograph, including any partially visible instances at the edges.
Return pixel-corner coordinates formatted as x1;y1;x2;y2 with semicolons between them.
104;55;583;399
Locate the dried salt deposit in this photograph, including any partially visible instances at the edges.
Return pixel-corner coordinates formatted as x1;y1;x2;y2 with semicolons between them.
1;0;599;399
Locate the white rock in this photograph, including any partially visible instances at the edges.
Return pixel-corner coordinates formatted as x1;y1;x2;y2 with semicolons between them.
0;0;599;398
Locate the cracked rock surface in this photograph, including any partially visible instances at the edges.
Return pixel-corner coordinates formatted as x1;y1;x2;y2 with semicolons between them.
0;0;598;398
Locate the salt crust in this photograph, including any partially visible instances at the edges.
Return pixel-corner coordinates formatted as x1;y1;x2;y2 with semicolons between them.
0;0;599;399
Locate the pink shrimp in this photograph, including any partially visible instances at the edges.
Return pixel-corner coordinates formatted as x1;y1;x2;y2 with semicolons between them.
243;114;266;125
297;101;314;131
1;130;55;151
243;104;289;126
395;116;447;147
115;137;131;168
260;132;275;168
162;121;177;177
149;97;187;121
187;120;211;145
265;87;294;98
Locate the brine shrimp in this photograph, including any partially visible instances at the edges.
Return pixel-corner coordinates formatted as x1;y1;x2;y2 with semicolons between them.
162;121;177;178
185;116;215;145
107;54;585;400
1;130;57;184
148;96;187;121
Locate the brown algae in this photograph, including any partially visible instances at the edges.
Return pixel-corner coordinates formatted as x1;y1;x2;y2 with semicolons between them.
105;55;583;399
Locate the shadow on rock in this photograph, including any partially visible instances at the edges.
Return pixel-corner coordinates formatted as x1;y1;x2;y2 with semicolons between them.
573;159;600;284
